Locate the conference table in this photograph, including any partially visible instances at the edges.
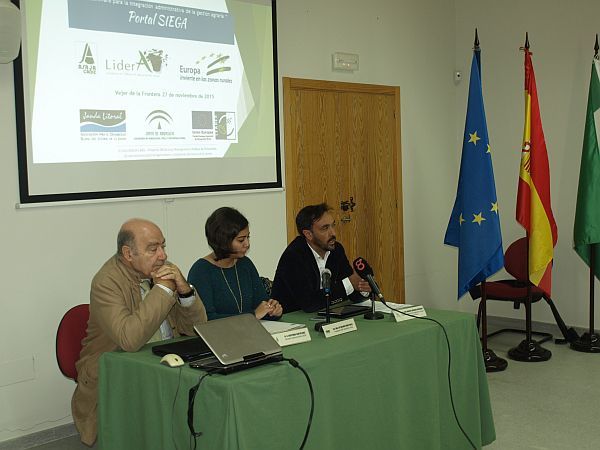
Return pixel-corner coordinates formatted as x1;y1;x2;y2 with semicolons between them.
97;309;496;449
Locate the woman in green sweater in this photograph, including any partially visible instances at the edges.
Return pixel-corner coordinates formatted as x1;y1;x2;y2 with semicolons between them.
188;207;283;321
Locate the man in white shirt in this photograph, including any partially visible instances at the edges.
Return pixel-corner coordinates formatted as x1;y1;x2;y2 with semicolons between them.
271;203;370;312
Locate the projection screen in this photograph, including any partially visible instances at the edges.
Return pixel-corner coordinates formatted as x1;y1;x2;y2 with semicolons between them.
13;0;281;204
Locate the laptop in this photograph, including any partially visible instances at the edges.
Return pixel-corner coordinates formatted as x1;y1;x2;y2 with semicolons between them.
152;336;212;362
317;299;370;319
189;314;283;374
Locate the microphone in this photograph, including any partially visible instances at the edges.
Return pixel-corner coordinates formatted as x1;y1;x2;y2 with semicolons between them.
353;257;385;302
320;268;332;294
316;268;333;332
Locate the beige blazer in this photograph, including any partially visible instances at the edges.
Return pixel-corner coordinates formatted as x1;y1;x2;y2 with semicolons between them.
71;255;207;446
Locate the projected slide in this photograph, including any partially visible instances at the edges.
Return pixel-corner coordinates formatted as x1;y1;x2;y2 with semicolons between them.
15;0;280;203
33;0;251;163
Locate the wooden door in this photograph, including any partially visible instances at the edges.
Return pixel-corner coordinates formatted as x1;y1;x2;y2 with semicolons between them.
283;78;404;303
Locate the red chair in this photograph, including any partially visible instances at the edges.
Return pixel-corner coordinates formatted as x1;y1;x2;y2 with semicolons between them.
56;304;89;381
469;237;553;362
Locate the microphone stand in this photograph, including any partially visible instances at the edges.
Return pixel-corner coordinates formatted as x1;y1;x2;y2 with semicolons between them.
364;292;384;320
315;290;331;332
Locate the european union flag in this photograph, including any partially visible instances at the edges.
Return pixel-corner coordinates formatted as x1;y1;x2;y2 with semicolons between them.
444;48;504;299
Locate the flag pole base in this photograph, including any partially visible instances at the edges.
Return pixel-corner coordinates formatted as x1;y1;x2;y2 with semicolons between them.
483;349;508;372
570;332;600;353
508;339;552;362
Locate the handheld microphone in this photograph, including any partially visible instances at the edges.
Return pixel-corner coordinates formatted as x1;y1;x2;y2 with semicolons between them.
353;257;385;302
320;268;332;294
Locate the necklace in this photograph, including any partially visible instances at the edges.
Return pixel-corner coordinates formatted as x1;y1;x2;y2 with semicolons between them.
221;264;243;313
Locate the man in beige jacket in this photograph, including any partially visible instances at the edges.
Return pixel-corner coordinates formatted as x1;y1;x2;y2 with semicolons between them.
72;218;207;446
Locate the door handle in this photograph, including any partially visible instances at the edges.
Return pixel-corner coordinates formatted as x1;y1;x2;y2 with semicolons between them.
340;196;356;212
341;216;351;223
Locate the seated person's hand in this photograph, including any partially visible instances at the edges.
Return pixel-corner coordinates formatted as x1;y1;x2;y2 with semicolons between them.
152;262;188;294
254;301;271;319
255;300;283;319
349;272;371;293
266;299;283;317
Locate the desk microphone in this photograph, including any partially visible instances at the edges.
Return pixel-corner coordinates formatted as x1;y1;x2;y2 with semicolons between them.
315;268;333;332
353;257;385;320
321;268;332;294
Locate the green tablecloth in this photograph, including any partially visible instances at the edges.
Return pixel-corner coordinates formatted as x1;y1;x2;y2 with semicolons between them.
98;309;495;449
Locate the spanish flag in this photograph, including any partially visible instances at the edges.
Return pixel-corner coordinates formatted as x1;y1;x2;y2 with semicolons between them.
516;47;558;297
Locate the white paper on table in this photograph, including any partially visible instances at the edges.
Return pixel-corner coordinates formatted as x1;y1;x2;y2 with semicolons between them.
260;320;306;335
353;299;418;314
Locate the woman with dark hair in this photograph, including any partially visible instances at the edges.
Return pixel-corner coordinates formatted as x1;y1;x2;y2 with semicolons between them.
187;207;283;321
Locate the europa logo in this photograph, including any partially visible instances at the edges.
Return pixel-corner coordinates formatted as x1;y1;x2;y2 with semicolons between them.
105;49;168;74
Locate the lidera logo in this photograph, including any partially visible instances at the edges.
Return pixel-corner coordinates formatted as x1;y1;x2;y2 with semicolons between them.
106;49;168;74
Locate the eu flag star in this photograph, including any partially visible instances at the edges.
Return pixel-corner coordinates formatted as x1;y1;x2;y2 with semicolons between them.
459;213;465;225
468;131;481;145
490;202;499;214
472;212;486;225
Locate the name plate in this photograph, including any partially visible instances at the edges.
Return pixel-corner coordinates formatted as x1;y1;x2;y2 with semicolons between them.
392;305;427;322
271;327;312;347
322;318;358;338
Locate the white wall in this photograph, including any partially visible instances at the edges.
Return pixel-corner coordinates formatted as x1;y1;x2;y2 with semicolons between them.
1;0;596;443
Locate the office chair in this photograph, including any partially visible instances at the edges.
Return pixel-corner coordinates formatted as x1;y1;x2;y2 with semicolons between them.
469;237;553;361
56;304;89;381
260;276;273;297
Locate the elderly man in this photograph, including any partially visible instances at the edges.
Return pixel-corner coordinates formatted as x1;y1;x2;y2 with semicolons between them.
72;218;207;446
271;203;370;313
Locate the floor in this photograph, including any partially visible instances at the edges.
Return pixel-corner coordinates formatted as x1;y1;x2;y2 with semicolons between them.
18;330;600;450
484;331;599;450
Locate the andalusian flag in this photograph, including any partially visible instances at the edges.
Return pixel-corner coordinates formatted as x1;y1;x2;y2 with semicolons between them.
516;48;558;297
445;47;504;299
574;60;600;279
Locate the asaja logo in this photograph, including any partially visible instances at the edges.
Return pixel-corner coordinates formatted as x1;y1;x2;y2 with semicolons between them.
77;43;97;75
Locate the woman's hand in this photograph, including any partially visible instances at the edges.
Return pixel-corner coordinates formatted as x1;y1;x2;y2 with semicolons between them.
266;299;283;317
254;299;283;319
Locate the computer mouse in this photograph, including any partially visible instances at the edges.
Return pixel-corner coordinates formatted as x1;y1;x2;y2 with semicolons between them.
160;353;184;368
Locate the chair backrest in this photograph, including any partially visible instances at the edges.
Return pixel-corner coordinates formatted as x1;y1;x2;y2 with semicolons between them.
504;237;529;282
56;304;89;381
260;276;273;297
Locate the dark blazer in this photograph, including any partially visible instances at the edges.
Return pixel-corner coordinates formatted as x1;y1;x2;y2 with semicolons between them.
271;236;363;312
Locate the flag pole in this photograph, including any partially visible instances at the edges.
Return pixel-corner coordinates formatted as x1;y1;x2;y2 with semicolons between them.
509;34;552;362
570;37;600;352
507;234;550;361
473;28;507;372
570;37;600;353
480;281;508;371
571;243;600;352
